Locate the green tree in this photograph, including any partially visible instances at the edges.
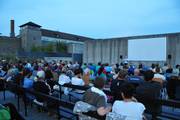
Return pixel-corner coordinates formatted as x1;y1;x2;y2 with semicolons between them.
56;41;67;53
43;43;54;52
31;45;41;52
31;43;54;52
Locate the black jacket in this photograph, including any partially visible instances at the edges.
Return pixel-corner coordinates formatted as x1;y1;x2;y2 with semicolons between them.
110;79;126;101
33;81;50;102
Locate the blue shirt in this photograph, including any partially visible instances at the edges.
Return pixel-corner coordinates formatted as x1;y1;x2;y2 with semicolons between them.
23;77;34;89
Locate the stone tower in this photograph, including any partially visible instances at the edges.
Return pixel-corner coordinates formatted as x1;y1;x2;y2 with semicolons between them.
19;22;42;51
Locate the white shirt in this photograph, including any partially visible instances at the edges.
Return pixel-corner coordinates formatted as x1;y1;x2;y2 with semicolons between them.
173;68;180;76
58;74;71;85
71;76;84;86
112;101;145;120
71;76;85;93
154;73;166;81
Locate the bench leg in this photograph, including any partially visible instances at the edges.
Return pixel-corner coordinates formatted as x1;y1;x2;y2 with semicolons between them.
3;90;5;100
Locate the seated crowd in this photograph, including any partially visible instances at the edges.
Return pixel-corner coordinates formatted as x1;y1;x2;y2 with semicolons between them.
0;59;180;120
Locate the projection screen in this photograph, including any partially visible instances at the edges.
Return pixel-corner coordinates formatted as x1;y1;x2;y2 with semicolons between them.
128;37;166;61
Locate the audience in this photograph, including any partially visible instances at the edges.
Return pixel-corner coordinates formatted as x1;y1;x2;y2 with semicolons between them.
0;59;180;120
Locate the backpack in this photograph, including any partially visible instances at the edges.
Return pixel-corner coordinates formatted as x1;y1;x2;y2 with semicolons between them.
0;104;11;120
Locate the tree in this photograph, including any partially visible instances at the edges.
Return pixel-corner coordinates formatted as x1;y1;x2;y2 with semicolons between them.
56;41;67;53
31;45;41;52
31;43;54;52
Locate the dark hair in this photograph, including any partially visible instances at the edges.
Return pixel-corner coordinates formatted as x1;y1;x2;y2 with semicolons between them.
151;63;155;69
98;66;104;75
33;65;39;71
144;70;154;81
155;67;160;73
98;62;101;66
164;63;167;66
94;77;105;89
121;83;135;99
23;68;32;78
74;68;82;75
118;70;127;79
2;66;8;72
176;64;179;68
115;63;119;68
45;69;53;80
138;64;143;69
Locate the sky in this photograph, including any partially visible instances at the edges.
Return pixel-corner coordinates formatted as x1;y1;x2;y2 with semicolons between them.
0;0;180;38
0;0;180;60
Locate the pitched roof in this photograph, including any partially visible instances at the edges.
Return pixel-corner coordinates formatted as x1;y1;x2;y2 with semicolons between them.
19;22;41;28
41;29;94;42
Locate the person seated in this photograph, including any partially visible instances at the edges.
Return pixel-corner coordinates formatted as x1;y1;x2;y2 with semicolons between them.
33;70;59;117
0;66;7;77
45;68;56;90
0;66;8;91
162;63;168;74
97;66;107;81
110;70;128;101
58;67;71;85
54;67;71;95
112;83;145;120
82;77;111;116
22;68;35;102
128;69;143;82
136;70;162;117
173;64;180;76
71;68;86;92
153;67;166;82
167;76;180;99
113;63;120;79
23;68;33;89
82;67;91;85
33;70;51;103
69;68;87;100
165;65;173;80
136;70;162;98
128;65;135;76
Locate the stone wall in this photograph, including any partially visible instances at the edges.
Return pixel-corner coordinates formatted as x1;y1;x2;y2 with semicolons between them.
0;37;21;56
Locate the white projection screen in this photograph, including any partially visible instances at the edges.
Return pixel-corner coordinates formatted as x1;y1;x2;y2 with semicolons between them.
128;37;166;61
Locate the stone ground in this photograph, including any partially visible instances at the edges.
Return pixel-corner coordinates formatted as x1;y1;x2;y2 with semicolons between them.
0;91;180;120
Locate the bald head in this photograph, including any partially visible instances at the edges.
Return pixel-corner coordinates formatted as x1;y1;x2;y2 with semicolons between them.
134;69;140;76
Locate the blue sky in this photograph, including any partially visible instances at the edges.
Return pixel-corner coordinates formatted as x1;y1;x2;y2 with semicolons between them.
0;0;180;38
0;0;179;61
